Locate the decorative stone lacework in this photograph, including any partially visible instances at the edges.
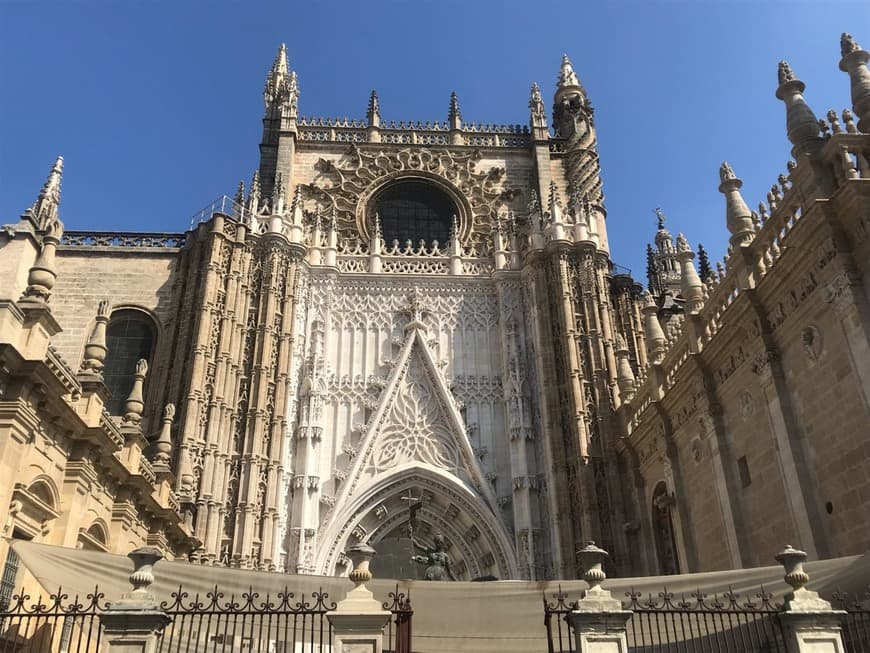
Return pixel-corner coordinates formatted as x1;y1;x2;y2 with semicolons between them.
321;282;499;332
303;146;521;249
451;375;503;405
60;231;186;249
369;354;460;474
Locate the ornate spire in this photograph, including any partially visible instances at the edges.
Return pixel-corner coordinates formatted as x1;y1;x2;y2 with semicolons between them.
248;171;261;214
675;233;704;314
776;60;821;155
718;161;755;248
263;43;298;118
234;180;245;207
839;33;870;132
271;172;285;215
448;91;462;130
24;156;63;230
697;244;713;283
367;90;381;128
557;54;582;92
529;82;547;137
152;404;175;468
646;244;660;295
123;359;149;426
547;181;565;223
80;300;111;376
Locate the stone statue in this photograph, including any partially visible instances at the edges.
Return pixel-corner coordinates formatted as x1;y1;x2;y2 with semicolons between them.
411;533;456;581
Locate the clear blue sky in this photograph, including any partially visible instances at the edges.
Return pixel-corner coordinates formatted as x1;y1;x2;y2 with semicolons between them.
1;1;866;278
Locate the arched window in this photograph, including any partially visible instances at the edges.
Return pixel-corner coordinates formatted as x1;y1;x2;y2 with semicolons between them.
651;481;680;575
103;309;156;416
372;179;457;249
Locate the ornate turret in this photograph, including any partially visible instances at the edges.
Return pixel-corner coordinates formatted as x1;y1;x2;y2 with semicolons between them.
259;45;299;201
718;162;755;248
553;54;591;139
23;156;63;231
675;234;704;314
776;61;822;156
648;208;680;296
839;33;870;132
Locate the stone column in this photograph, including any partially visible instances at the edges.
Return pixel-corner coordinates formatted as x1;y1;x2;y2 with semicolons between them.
775;545;847;653
100;547;171;653
567;542;633;653
328;544;391;653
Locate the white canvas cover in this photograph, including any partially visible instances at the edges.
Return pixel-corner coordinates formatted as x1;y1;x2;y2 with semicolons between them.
10;540;870;653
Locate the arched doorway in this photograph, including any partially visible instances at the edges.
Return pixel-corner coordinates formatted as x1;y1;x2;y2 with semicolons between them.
316;465;517;580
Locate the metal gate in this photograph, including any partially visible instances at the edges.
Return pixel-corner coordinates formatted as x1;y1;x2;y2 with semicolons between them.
384;586;413;653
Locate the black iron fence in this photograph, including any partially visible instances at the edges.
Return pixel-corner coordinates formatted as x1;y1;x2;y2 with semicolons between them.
383;585;413;653
0;588;106;653
833;589;870;652
0;583;413;653
156;585;336;652
544;586;788;653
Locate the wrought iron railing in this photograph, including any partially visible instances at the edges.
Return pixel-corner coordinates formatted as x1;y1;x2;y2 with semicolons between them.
383;585;413;653
157;585;336;652
833;589;870;652
0;586;106;653
544;585;788;653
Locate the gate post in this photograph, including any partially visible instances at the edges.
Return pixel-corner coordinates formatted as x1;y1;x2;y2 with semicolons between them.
775;545;847;653
328;544;392;653
99;547;171;653
566;542;633;653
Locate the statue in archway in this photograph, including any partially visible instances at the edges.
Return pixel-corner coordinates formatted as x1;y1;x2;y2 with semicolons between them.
411;533;457;581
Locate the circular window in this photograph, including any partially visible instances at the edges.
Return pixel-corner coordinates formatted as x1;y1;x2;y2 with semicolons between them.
373;179;457;248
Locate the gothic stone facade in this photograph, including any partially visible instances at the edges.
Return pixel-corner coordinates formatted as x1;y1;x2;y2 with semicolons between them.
1;36;869;581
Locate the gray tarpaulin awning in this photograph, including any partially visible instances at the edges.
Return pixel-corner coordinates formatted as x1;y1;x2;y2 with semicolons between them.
11;540;870;653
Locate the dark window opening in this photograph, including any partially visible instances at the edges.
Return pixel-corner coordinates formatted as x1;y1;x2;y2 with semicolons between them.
104;310;156;415
373;180;457;249
737;455;752;488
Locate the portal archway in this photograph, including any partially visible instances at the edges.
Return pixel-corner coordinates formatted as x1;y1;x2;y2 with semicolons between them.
317;465;517;579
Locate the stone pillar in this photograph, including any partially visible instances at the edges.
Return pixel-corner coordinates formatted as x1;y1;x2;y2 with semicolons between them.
775;545;847;653
328;544;391;653
100;547;171;653
567;542;633;653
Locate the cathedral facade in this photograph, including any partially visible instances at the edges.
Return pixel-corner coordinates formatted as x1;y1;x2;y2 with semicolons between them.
1;35;869;583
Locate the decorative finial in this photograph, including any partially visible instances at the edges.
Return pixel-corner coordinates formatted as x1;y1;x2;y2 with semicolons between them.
697;244;713;282
234;180;245;207
778;60;796;86
577;541;608;593
655;207;666;230
367;89;381;128
448;91;462;129
675;233;691;254
80;299;111;376
841;33;861;57
152;403;175;467
248;171;261;214
548;180;562;210
25;156;64;230
719;161;737;183
123;359;149;426
272;172;285;215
